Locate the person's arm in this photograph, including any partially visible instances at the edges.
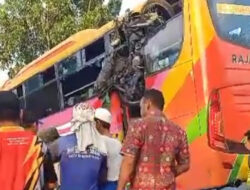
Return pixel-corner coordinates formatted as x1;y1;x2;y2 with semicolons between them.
225;139;250;154
117;155;136;190
175;130;190;177
43;149;58;190
47;138;62;163
117;119;144;190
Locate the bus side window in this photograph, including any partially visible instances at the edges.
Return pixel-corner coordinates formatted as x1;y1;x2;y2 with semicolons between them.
145;13;183;74
58;51;82;76
24;66;60;119
25;74;43;94
59;37;106;107
85;38;105;62
42;66;56;83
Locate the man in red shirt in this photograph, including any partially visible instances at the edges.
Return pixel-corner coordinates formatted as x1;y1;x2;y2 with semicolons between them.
117;89;190;190
0;91;57;190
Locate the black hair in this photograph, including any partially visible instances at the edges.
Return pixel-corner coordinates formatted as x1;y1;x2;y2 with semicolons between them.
0;109;20;121
143;89;165;110
0;91;20;121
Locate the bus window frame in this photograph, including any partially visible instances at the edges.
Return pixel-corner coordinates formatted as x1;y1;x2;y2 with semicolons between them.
19;64;61;113
85;37;106;62
57;51;83;77
24;75;61;118
54;63;64;110
13;84;26;109
63;81;95;99
60;30;129;105
24;65;58;96
24;74;43;96
26;78;58;96
206;0;250;49
57;36;107;78
61;54;105;101
145;11;185;77
57;35;109;106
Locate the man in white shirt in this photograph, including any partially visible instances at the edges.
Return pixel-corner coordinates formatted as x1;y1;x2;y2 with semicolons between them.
94;108;122;190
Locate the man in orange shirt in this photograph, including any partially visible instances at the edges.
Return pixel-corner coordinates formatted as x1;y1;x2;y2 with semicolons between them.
0;91;57;190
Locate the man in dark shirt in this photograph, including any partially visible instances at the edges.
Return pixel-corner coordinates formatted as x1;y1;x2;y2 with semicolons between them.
117;89;190;190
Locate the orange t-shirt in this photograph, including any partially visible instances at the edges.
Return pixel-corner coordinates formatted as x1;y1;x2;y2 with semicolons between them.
0;126;44;190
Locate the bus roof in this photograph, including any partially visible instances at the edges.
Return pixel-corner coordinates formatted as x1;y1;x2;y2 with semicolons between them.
0;2;145;91
1;21;115;90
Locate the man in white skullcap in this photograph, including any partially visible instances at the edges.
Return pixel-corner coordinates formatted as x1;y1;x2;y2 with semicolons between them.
94;108;122;190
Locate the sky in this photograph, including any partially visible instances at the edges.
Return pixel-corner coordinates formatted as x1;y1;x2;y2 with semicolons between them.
120;0;147;15
104;0;146;15
0;70;8;86
0;0;146;87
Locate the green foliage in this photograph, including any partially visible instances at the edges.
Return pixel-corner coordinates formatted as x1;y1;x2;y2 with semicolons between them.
108;0;122;17
0;0;121;78
80;4;113;29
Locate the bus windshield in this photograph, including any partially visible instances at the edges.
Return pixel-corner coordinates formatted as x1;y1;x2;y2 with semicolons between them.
208;0;250;48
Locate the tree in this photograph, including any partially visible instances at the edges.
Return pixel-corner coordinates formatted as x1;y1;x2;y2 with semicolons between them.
0;0;119;78
108;0;122;17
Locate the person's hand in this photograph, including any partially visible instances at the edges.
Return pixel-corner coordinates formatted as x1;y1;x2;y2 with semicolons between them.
46;182;57;190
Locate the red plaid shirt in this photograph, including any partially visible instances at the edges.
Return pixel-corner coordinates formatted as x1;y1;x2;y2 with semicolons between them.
121;111;190;190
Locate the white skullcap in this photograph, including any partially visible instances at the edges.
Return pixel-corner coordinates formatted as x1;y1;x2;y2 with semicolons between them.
94;108;112;124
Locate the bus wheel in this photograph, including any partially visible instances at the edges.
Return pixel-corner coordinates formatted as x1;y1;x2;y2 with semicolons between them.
142;0;174;21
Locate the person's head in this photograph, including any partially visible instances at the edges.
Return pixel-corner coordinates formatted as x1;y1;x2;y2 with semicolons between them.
140;89;165;117
94;108;112;135
0;91;20;124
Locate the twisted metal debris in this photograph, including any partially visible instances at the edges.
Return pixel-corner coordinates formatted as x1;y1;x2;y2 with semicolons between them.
95;11;164;105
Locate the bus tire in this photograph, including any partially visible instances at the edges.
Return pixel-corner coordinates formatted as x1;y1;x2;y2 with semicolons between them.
142;0;175;21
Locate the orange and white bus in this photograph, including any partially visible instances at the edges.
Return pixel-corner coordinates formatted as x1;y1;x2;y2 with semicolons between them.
1;0;249;189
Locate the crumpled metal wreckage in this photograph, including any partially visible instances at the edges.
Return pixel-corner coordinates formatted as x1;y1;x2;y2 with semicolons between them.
95;11;164;105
